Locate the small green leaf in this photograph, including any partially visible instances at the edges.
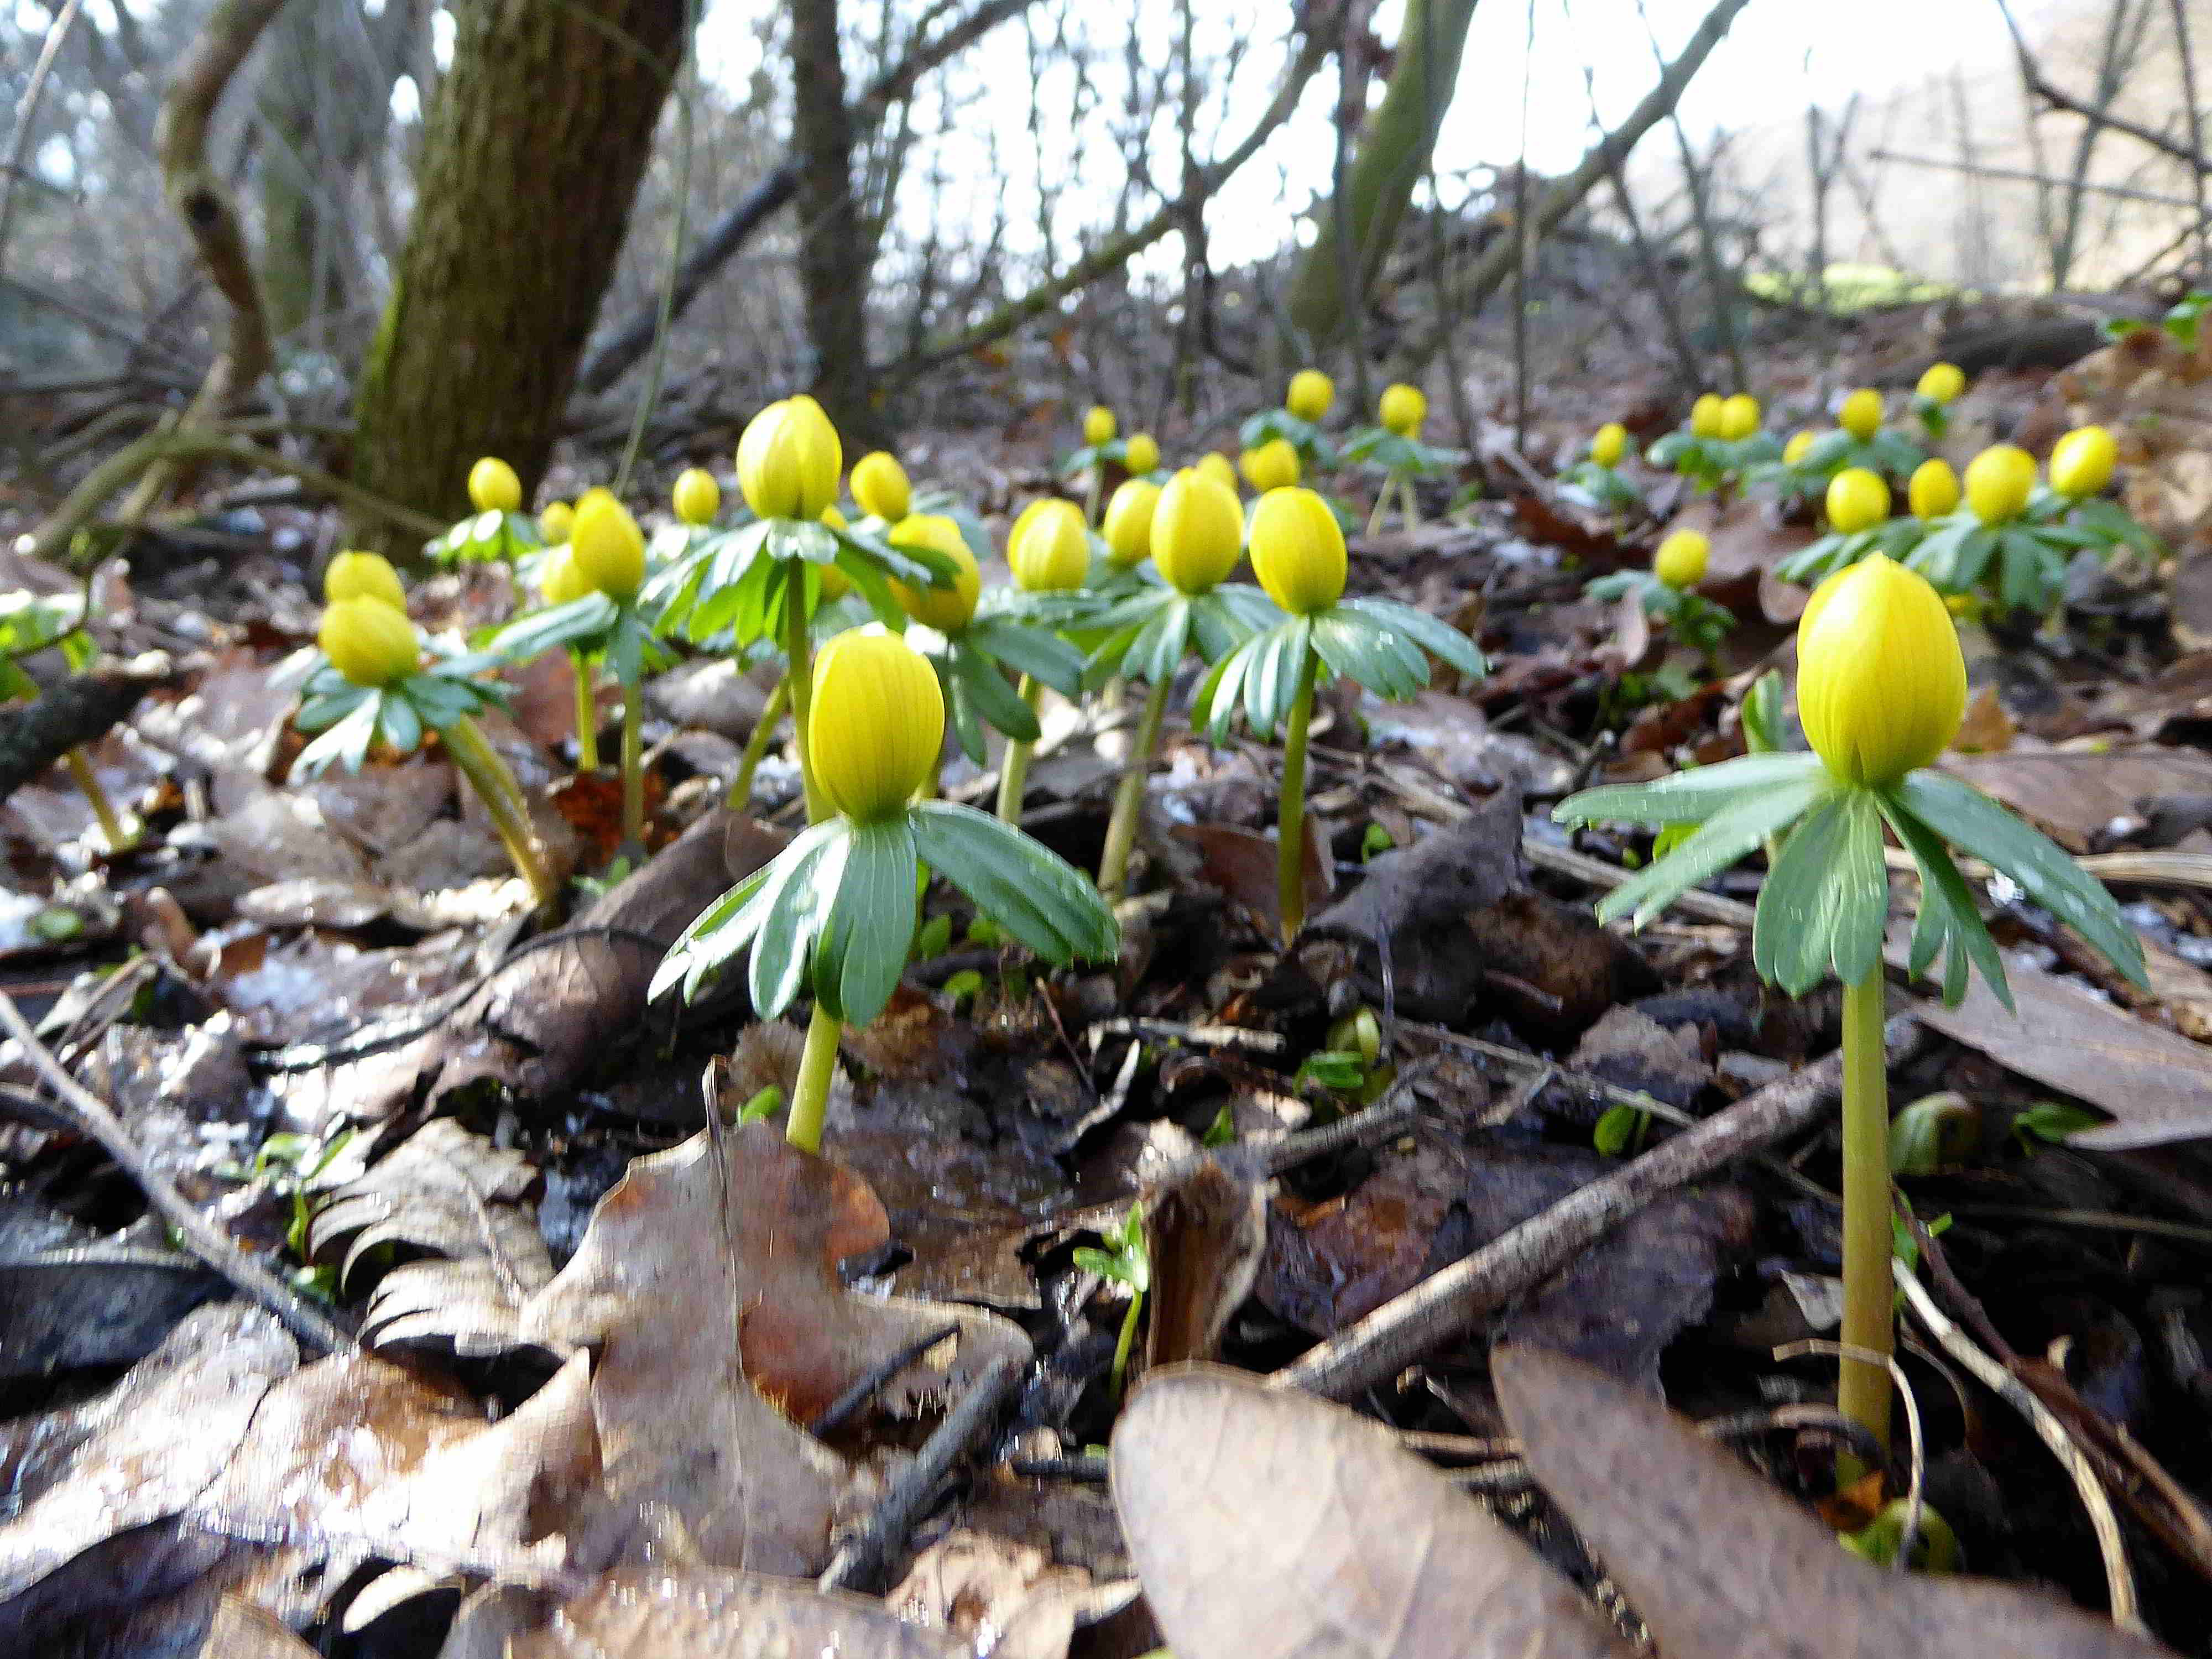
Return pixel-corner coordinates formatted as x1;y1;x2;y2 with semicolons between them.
1593;775;1833;930
1557;752;1827;830
815;818;919;1026
1876;794;2009;1008
949;641;1042;741
1751;788;1887;995
910;801;1117;965
1339;596;1484;678
1593;1104;1647;1156
741;821;852;1017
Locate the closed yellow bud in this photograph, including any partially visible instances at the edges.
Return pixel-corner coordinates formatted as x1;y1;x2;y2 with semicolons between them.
1719;394;1761;442
1653;529;1709;589
1084;405;1118;447
324;550;405;612
736;394;843;520
539;500;575;543
1125;432;1161;476
888;515;982;632
1689;394;1724;439
1839;388;1883;441
539;546;593;606
1287;369;1335;422
1784;430;1815;466
1151;469;1245;595
1379;383;1427;437
672;467;721;526
1010;498;1090;592
1909;458;1960;520
571;487;646;599
319;597;420;688
818;508;852;599
808;629;944;822
1103;478;1162;568
1196;452;1240;494
468;456;522;515
1825;467;1891;535
2049;425;2116;499
1797;555;1965;787
1249;487;1347;615
851;451;912;522
1964;445;2037;525
1592;422;1627;467
1240;437;1301;493
1917;362;1965;405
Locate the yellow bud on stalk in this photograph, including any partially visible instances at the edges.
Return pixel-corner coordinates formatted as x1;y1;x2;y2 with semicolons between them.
2049;425;2117;499
1719;394;1761;442
808;629;945;823
1103;478;1162;568
1249;487;1347;615
736;394;843;520
1784;430;1815;466
539;546;593;606
1379;383;1428;437
1797;555;1965;787
817;508;853;599
1825;467;1891;535
468;456;522;515
324;551;406;612
1151;469;1246;595
1010;498;1090;592
320;597;421;688
1125;432;1161;476
1653;529;1709;590
1689;394;1724;439
1287;369;1335;422
570;488;646;599
1839;389;1883;441
1909;458;1960;520
1917;362;1966;405
538;500;575;543
888;515;982;631
1964;445;2037;525
851;451;912;522
1084;405;1118;447
1240;438;1301;493
1196;452;1240;494
1591;422;1627;467
672;467;721;526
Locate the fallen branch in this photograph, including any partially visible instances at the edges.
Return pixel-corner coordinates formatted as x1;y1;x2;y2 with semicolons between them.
0;660;174;801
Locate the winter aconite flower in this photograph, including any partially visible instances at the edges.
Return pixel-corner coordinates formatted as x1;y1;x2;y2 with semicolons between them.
539;546;593;606
1248;487;1346;615
888;516;982;630
737;394;843;520
1689;394;1724;440
1125;433;1161;476
1784;430;1815;466
1964;445;2037;525
1379;383;1427;437
469;456;522;515
324;551;406;612
672;467;721;527
1719;394;1761;442
571;487;646;600
1196;453;1240;494
808;629;943;822
319;597;420;688
1826;468;1891;535
1592;423;1627;468
1917;362;1965;405
1104;478;1161;568
1151;468;1245;594
1653;529;1709;589
1010;498;1090;592
1241;439;1300;493
539;500;575;543
1839;389;1882;442
851;450;912;522
1287;369;1335;422
1910;458;1960;520
1797;555;1965;787
1084;406;1118;447
2050;425;2116;499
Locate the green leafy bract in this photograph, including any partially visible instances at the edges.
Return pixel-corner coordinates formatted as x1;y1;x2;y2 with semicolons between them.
289;644;512;782
1752;788;1888;994
429;508;541;566
910;801;1118;965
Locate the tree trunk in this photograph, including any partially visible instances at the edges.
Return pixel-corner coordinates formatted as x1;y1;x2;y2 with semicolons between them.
349;0;684;550
788;0;872;435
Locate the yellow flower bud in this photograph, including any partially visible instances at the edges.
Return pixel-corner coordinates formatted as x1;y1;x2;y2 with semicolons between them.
1653;529;1709;590
1719;394;1761;442
571;487;646;600
538;500;575;543
319;597;420;688
1103;478;1161;568
672;467;721;526
1151;468;1245;595
1964;444;2037;525
1010;498;1090;592
1196;452;1240;494
1249;487;1347;615
1287;369;1335;422
817;508;852;599
1125;432;1161;476
1689;394;1724;439
1796;555;1965;787
539;546;593;606
324;550;405;612
887;515;982;632
1240;438;1301;493
1908;458;1960;520
808;628;944;822
1825;467;1891;535
1379;383;1428;437
2049;425;2116;499
736;394;843;520
1917;362;1965;405
468;456;521;515
1592;422;1627;467
1839;388;1883;441
1783;430;1815;466
1084;405;1118;447
850;450;912;522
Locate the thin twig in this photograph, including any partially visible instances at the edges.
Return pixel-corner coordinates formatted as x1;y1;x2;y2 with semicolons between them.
808;1323;962;1437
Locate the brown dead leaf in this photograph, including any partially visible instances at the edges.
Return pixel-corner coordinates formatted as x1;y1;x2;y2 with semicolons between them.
1171;822;1331;937
1953;684;2018;754
891;1529;1133;1659
1940;747;2212;851
1142;1159;1267;1371
1494;1344;2181;1659
1111;1364;1632;1659
196;1596;320;1658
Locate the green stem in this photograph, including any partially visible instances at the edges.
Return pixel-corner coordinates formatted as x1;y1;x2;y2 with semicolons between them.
1365;479;1392;538
727;674;789;810
619;674;644;849
570;650;600;771
787;998;842;1154
1838;968;1894;1469
1097;674;1173;898
782;565;825;821
62;747;131;852
1109;1289;1143;1401
1399;472;1421;530
1084;466;1104;529
443;716;557;907
993;674;1044;824
1276;643;1320;943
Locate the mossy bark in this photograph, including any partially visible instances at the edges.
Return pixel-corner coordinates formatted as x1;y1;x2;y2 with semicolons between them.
349;0;685;552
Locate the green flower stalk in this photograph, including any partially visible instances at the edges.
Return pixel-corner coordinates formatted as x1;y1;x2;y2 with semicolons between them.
536;545;601;770
1073;1203;1150;1401
0;591;132;852
1556;554;2146;1464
